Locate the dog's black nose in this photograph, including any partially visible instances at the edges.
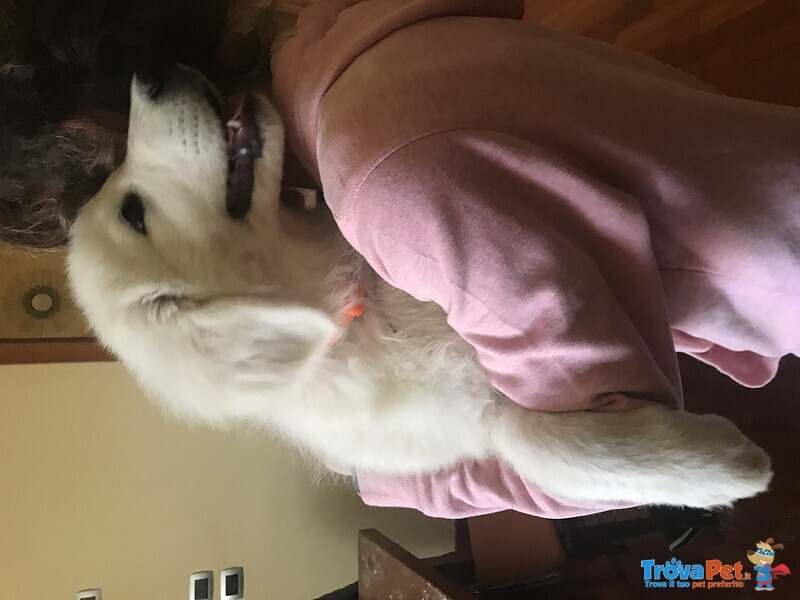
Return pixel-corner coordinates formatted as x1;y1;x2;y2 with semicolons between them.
134;61;172;101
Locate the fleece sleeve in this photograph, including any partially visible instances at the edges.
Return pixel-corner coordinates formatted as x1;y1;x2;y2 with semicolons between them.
356;458;635;519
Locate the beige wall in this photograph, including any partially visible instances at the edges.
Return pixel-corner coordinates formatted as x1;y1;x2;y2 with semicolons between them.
0;363;453;599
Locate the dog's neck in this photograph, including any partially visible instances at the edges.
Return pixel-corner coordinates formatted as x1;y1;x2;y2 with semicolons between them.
267;201;369;313
266;199;455;365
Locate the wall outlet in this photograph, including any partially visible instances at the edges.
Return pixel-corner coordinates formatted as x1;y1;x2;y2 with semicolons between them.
190;571;214;600
76;590;101;600
221;567;244;600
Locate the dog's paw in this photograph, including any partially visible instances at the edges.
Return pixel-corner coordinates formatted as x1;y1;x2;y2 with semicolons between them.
650;412;771;508
491;404;772;508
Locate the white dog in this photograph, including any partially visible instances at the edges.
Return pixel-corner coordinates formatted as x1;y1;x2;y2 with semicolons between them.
68;67;772;508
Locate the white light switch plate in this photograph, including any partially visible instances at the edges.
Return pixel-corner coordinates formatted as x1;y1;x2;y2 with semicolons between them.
221;567;244;600
76;589;102;600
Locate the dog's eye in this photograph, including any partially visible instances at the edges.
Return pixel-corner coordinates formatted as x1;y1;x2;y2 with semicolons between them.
119;192;147;235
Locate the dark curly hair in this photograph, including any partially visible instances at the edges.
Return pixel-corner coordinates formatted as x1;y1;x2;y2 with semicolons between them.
0;0;228;248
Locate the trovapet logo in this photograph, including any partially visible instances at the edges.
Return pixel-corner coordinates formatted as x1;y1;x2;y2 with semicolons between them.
641;557;750;590
641;538;792;591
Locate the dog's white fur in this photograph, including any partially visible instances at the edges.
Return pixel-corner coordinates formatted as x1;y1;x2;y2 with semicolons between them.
68;68;772;508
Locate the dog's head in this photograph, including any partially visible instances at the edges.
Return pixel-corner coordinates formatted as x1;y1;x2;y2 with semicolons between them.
747;538;784;566
68;67;339;422
0;0;231;248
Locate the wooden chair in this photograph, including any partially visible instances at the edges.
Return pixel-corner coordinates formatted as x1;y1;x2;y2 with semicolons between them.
356;505;720;599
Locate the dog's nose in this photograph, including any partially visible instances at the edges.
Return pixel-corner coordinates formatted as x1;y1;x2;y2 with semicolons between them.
134;61;172;101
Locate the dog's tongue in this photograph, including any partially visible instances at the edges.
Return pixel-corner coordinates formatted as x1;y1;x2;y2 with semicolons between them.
225;93;260;219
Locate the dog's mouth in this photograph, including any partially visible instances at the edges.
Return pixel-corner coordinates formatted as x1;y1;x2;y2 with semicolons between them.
225;93;263;219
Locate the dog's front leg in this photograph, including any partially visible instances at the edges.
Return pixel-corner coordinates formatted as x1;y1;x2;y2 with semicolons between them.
490;401;771;508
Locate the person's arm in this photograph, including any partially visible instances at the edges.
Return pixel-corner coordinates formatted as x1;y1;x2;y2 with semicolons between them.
333;131;682;516
272;0;683;516
343;131;682;412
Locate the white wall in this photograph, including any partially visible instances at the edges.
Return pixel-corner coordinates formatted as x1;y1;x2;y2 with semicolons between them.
0;362;453;599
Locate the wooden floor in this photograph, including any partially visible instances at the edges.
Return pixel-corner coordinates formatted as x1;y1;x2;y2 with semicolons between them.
524;0;800;106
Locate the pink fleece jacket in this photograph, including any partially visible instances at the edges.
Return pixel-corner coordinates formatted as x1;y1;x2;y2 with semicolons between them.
273;0;800;518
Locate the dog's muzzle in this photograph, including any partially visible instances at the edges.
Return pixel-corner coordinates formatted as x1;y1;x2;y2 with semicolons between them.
133;64;262;220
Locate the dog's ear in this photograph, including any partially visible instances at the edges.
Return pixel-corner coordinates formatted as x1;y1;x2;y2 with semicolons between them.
181;298;338;384
772;543;784;550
